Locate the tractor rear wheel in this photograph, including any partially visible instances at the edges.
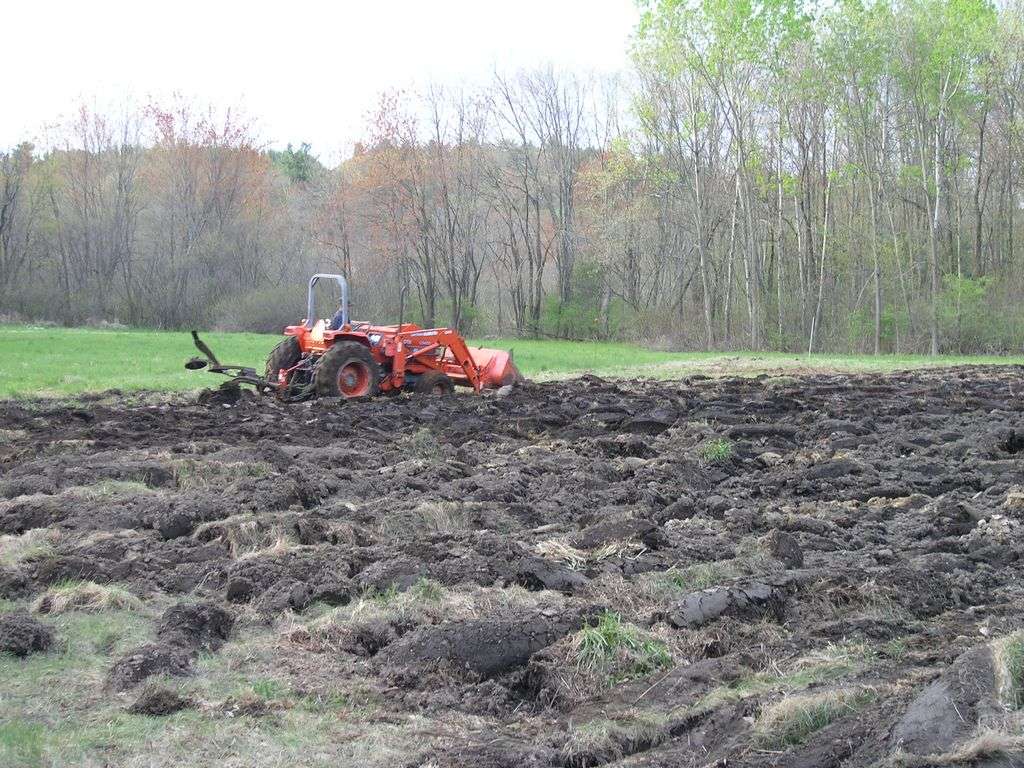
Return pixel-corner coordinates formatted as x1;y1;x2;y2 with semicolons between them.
314;341;381;398
265;336;302;384
414;371;454;396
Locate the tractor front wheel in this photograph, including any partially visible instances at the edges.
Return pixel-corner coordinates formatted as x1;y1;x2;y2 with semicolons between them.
414;371;454;396
314;342;381;398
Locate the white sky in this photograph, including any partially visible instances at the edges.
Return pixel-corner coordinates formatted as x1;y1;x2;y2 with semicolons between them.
4;0;640;164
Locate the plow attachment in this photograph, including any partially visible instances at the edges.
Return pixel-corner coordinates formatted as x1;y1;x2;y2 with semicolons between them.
185;331;278;394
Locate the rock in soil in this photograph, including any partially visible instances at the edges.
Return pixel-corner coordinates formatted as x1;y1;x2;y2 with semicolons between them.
658;580;792;628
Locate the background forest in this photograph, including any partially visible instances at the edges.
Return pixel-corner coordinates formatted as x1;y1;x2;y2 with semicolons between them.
2;0;1022;354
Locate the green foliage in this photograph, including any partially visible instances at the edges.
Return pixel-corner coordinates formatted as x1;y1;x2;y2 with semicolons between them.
251;679;287;700
659;561;738;592
575;611;672;684
406;428;440;460
543;261;613;339
268;142;320;184
845;306;906;353
698;438;734;465
409;578;444;602
938;276;1023;353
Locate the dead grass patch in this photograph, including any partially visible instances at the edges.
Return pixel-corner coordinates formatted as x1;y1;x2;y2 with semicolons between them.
0;428;27;444
0;528;58;566
535;537;645;570
756;686;876;747
689;641;875;716
292;580;475;653
172;458;272;490
290;582;563;656
375;501;476;538
193;514;297;559
33;580;142;614
560;712;670;767
888;727;1024;766
72;480;155;498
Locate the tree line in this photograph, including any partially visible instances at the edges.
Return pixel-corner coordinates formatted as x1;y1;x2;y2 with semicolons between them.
2;0;1022;354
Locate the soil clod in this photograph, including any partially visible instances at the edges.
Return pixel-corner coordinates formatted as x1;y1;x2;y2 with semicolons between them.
0;612;53;657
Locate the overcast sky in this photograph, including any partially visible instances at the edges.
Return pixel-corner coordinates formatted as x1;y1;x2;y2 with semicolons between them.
5;0;640;163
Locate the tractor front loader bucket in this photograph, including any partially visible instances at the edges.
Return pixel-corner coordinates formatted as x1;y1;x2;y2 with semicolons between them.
465;346;523;389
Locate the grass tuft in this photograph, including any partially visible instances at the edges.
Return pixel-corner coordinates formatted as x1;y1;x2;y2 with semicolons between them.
697;438;734;466
172;459;271;491
756;687;876;747
251;678;288;700
408;577;444;602
574;611;672;685
406;428;441;460
412;501;470;534
33;580;142;614
0;529;58;567
994;631;1024;709
658;561;738;592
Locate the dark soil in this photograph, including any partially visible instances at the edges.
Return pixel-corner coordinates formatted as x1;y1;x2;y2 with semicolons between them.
107;643;193;691
2;366;1024;765
156;601;234;652
0;612;54;656
127;684;193;716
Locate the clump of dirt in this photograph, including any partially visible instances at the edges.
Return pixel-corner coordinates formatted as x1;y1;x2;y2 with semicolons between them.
127;684;193;716
0;612;54;656
156;601;233;652
107;643;192;691
4;365;1024;764
377;609;596;679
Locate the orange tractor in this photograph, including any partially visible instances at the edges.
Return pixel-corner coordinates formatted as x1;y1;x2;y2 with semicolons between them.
186;273;521;401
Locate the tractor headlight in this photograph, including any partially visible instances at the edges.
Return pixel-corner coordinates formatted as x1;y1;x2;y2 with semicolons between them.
368;333;382;345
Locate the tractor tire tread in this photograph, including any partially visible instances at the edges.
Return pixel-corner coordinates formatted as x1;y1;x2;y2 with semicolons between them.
313;341;381;398
265;336;302;384
415;371;455;396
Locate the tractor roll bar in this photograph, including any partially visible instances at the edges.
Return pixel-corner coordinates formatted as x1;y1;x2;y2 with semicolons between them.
306;273;348;329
